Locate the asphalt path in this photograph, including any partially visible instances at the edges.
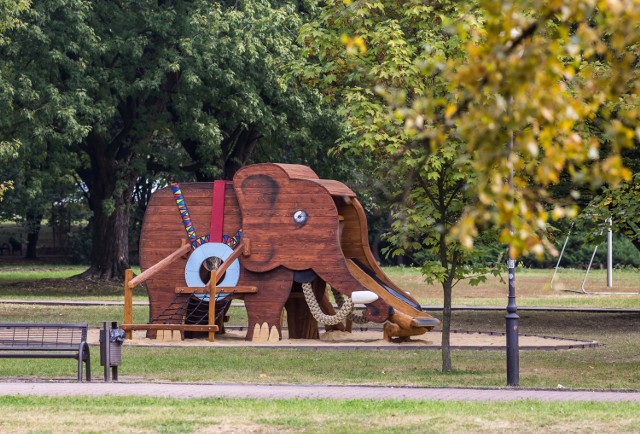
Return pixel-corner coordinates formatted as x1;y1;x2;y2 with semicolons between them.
1;382;639;401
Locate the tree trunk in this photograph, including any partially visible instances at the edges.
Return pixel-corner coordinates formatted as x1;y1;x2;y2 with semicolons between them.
25;209;43;260
76;136;137;280
83;182;134;279
441;281;453;372
221;124;261;180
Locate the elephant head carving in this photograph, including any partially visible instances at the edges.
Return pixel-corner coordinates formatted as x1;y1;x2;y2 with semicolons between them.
234;164;347;274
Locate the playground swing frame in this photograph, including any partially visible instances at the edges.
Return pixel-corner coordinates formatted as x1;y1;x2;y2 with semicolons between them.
550;218;639;295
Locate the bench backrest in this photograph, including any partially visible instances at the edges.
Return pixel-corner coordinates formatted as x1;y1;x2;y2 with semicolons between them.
0;323;88;351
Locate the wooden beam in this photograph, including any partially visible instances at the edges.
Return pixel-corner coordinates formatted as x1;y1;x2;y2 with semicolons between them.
123;269;134;339
120;324;219;332
174;286;257;294
128;242;192;288
213;241;245;285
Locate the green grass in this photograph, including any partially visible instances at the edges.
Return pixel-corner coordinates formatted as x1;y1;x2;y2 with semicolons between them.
443;296;640;309
0;396;638;434
384;266;640;308
0;264;86;280
0;264;145;301
0;265;639;432
0;304;149;325
0;310;638;390
0;265;638;390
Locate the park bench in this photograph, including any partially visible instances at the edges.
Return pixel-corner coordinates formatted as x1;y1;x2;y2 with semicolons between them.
8;237;22;256
0;323;91;381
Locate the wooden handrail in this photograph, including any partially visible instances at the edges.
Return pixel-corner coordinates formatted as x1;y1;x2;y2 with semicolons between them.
214;241;245;285
128;242;192;288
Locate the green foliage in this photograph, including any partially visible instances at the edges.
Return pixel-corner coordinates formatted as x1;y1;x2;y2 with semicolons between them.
390;0;640;257
580;173;640;252
302;0;640;259
299;0;640;267
297;0;640;370
0;0;29;45
297;0;495;371
298;1;495;293
1;0;343;276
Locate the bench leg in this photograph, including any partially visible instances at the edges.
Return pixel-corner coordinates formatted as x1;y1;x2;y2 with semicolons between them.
78;343;91;382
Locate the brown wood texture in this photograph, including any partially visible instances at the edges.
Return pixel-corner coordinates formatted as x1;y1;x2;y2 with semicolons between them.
284;292;319;339
174;286;257;294
139;182;242;329
233;165;344;273
339;198;422;307
345;258;435;327
137;163;430;340
213;241;245;284
123;269;134;340
233;164;391;323
240;266;294;341
207;273;216;342
119;324;219;332
271;163;319;180
307;179;356;197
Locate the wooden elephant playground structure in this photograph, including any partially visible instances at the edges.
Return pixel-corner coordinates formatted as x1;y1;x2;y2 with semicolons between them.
120;163;440;344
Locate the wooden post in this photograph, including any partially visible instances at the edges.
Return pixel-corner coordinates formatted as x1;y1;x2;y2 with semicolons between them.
123;269;134;339
208;270;216;342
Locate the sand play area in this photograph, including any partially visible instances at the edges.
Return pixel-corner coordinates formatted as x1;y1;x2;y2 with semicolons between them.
89;328;598;350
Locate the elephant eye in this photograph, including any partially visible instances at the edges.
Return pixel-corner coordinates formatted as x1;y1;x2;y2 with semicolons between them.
293;210;308;226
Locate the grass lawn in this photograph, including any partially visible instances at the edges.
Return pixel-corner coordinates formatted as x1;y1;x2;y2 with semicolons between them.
0;263;638;432
1;263;638;307
0;264;146;301
0;396;638;433
1;308;638;389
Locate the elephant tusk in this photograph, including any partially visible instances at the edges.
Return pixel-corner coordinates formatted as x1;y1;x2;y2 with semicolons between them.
350;290;378;304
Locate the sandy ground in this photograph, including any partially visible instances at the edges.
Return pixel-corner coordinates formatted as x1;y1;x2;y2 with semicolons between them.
89;328;597;350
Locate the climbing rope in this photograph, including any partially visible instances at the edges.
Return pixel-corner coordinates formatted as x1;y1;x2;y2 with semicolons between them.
332;288;369;324
302;282;369;325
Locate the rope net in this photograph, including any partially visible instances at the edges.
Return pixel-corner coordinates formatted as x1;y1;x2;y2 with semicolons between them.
151;294;232;326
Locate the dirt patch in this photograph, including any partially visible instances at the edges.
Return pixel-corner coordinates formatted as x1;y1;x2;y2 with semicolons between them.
88;328;597;350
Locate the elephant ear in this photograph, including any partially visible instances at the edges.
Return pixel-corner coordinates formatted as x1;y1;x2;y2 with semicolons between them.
233;163;341;273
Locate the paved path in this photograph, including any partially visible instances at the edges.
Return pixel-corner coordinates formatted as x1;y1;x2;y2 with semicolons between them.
1;382;639;402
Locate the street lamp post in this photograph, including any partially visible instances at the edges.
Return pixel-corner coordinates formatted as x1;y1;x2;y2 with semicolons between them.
506;129;520;387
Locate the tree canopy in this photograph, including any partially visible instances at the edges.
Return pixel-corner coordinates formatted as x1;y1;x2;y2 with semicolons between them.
297;0;640;371
1;0;342;277
0;0;30;201
396;0;639;256
297;0;497;371
303;0;640;257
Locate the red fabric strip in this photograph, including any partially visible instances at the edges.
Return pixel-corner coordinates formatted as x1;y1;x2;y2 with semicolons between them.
210;180;230;243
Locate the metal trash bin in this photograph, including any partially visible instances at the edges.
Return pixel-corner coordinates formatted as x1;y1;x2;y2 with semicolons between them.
100;321;124;381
